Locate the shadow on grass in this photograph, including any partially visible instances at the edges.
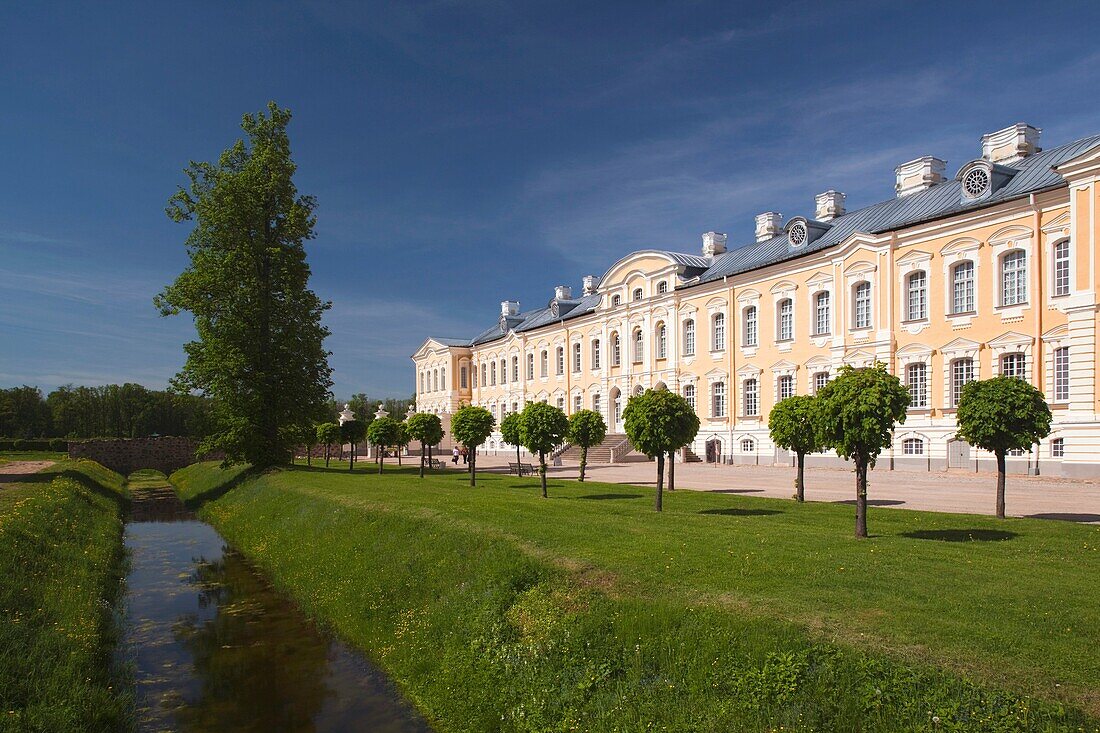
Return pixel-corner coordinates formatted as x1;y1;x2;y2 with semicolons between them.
1024;512;1100;523
833;499;906;507
182;468;262;510
902;528;1018;542
0;471;58;485
710;488;765;494
698;507;783;517
577;493;645;500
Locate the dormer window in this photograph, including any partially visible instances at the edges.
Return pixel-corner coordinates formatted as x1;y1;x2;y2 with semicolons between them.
962;166;990;199
611;294;621;307
788;221;808;248
657;281;668;295
550;301;559;318
632;288;643;302
956;159;1013;202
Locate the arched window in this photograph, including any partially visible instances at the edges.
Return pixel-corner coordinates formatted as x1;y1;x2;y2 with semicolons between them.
573;393;582;413
1053;239;1071;297
613;391;623;424
655;322;667;359
814;291;830;335
540;350;548;377
499;359;506;384
572;342;582;373
657;281;668;294
441;367;446;389
632;329;644;363
419;372;425;393
592;393;601;415
952;261;974;314
743;378;758;416
555;346;565;375
742;307;756;347
1051;437;1065;457
713;312;726;351
481;363;487;387
1001;352;1025;379
777;298;793;341
712;381;726;418
852;281;871;329
906;362;927;408
683;384;696;411
906;271;927;321
591;339;601;369
526;353;534;380
813;371;829;394
556;396;565;410
632;287;644;302
741;438;755;453
903;438;924;455
611;294;621;307
432;369;438;391
512;356;519;382
490;362;496;385
1001;250;1027;306
683;319;695;356
950;358;974;406
777;375;793;400
610;332;621;366
460;365;468;389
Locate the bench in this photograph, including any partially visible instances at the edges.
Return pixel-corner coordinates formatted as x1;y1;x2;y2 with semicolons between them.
423;458;446;470
508;462;536;476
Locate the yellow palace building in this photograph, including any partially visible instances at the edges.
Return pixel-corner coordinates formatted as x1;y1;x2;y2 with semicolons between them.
413;123;1100;477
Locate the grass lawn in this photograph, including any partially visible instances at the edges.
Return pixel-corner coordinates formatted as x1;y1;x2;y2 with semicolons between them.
0;460;130;733
0;450;68;462
173;461;1100;732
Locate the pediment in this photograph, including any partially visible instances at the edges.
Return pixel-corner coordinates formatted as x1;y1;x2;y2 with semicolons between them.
941;337;981;352
806;271;833;287
896;342;932;358
987;331;1032;347
941;237;981;255
989;225;1032;245
896;249;932;266
1042;324;1069;341
736;289;761;303
598;250;682;289
1042;211;1071;235
705;367;729;379
843;349;875;365
770;359;798;372
805;355;831;368
843;259;877;276
737;363;763;377
769;280;798;294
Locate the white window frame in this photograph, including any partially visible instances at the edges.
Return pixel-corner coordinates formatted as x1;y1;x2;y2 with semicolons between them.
903;438;924;455
741;307;756;347
950;358;974;407
852;281;872;330
743;378;759;417
712;381;726;418
1000;249;1028;307
813;291;830;335
591;339;601;370
906;270;927;321
713;312;726;351
572;342;582;373
777;298;793;342
656;322;667;359
1052;239;1071;298
683;319;695;357
1053;346;1070;403
951;260;975;315
906;362;928;409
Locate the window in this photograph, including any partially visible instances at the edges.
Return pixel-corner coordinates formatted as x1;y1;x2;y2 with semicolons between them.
712;312;726;351
540;350;548;377
499;359;506;385
460;366;468;388
592;393;601;415
1001;250;1027;306
683;384;695;411
1051;438;1064;458
778;375;794;400
556;346;565;375
1053;240;1070;297
526;353;534;380
572;342;582;373
656;323;667;359
420;372;425;393
611;332;621;366
573;394;582;413
490;362;496;386
743;378;759;417
814;291;830;335
512;401;518;414
556;396;565;410
613;392;622;424
500;404;506;422
952;261;974;314
611;294;621;307
592;339;601;369
632;287;643;302
950;358;974;407
742;307;756;347
813;371;829;394
906;362;928;408
433;370;438;391
712;381;726;418
1001;352;1025;379
907;271;927;321
441;367;446;389
1053;347;1069;402
633;329;644;363
741;438;755;453
657;281;668;294
777;299;793;341
512;356;519;382
1007;448;1026;457
481;363;487;387
853;281;871;329
683;319;695;356
903;438;924;455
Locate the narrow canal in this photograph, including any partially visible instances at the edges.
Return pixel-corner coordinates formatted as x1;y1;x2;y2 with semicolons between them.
121;472;432;732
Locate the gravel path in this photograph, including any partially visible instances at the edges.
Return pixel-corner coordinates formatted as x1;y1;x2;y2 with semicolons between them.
0;461;56;484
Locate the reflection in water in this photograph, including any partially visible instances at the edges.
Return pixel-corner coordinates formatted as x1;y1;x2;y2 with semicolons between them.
122;487;431;733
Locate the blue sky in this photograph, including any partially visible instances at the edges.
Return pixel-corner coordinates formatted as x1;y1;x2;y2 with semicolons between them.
2;1;1100;400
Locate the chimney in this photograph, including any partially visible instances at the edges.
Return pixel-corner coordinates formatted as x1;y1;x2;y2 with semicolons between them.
701;231;727;258
814;190;846;221
755;212;783;242
554;285;572;300
582;275;601;295
982;123;1041;164
501;300;520;317
895;156;947;197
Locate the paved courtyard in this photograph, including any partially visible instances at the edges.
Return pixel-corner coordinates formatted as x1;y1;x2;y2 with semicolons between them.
470;452;1100;523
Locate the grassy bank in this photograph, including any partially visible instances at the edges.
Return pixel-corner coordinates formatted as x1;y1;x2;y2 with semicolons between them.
0;450;68;465
0;460;130;733
173;462;1100;732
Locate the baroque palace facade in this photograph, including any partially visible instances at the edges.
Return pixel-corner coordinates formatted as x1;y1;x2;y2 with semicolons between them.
413;123;1100;477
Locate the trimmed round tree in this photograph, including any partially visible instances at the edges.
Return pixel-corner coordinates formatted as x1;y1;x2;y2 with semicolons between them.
623;389;700;512
316;422;340;468
519;402;569;498
956;376;1052;519
405;412;444;478
814;364;909;538
499;411;524;470
394;421;410;466
366;417;400;474
340;419;368;471
567;409;607;482
450;404;495;486
768;395;821;502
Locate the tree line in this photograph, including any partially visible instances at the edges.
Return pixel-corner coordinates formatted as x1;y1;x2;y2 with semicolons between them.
0;384;214;439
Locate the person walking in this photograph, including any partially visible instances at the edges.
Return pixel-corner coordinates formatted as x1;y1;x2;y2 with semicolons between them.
460;446;469;465
452;446;460;465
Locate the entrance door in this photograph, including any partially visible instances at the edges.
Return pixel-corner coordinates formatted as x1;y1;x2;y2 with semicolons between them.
705;438;721;463
611;389;623;432
947;439;970;469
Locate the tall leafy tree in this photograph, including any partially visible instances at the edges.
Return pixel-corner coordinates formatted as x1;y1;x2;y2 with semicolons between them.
340;419;368;472
768;395;821;502
956;376;1052;519
405;412;444;478
316;422;340;468
499;411;524;470
814;364;909;538
623;389;699;512
450;405;495;487
566;409;607;483
519;402;569;498
394;422;410;466
366;417;401;474
156;102;332;468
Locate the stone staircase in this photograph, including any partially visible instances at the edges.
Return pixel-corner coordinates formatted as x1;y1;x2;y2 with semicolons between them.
557;433;636;463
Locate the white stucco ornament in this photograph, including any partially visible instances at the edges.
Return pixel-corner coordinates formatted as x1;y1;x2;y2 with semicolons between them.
374;402;389;420
338;404;355;425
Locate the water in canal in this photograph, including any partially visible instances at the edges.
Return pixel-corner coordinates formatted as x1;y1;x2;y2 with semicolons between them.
121;476;432;732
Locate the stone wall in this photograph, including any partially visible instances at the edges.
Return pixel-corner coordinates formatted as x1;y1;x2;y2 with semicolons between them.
69;437;219;476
